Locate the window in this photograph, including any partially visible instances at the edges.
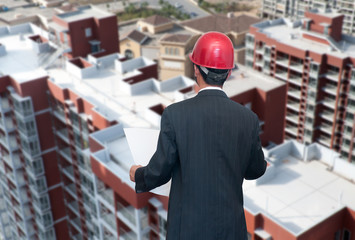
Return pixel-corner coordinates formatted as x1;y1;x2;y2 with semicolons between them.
310;63;319;76
25;156;44;176
343;229;351;240
264;47;271;58
30;175;47;193
16;116;36;137
174;48;179;55
124;49;134;59
85;28;92;38
12;97;33;117
21;137;40;156
69;110;79;129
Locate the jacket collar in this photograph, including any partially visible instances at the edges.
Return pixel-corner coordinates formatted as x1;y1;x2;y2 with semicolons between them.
196;89;228;98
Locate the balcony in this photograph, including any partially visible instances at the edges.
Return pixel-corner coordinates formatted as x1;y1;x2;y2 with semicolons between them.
255;46;264;55
288;75;303;86
286;114;299;124
65;183;77;198
56;128;69;142
0;98;10;111
98;188;114;210
62;165;75;182
287;101;299;112
318;135;332;147
276;57;289;67
342;143;352;152
275;71;288;81
347;104;355;113
117;202;136;228
343;130;353;140
323;84;338;95
101;213;117;232
288;88;301;99
3;153;22;170
69;217;82;232
320;123;333;135
289;62;303;72
323;97;337;109
59;147;72;163
67;201;80;216
119;228;137;240
325;70;340;82
53;108;66;124
320;110;335;122
285;125;298;137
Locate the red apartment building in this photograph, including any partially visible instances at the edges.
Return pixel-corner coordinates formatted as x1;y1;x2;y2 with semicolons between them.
246;10;355;163
49;5;119;59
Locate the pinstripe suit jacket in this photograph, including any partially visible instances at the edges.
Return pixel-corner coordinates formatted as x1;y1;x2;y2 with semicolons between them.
135;89;266;240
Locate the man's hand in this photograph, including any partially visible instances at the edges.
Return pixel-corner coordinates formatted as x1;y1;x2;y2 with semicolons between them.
130;165;142;182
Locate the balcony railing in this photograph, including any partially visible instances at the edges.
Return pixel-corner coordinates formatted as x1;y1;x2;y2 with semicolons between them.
287;101;299;112
62;165;74;181
323;97;337;109
102;213;117;232
320;110;335;122
65;183;77;197
285;125;298;136
320;123;333;135
70;217;82;232
98;188;114;208
318;135;332;147
276;57;289;67
117;202;136;227
119;228;137;240
323;84;338;95
289;62;303;72
325;70;340;82
286;114;299;124
275;71;288;81
288;75;303;86
288;89;301;99
68;201;80;216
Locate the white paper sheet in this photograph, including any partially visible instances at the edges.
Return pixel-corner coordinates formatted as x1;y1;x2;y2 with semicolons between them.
124;128;171;197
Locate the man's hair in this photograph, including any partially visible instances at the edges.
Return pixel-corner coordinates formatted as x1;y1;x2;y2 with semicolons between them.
196;65;229;86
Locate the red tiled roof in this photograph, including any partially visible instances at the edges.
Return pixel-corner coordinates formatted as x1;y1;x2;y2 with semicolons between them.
181;14;261;33
143;15;172;26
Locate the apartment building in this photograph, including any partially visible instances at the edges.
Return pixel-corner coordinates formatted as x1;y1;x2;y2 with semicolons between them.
261;0;355;35
245;10;355;163
245;139;355;240
49;5;119;59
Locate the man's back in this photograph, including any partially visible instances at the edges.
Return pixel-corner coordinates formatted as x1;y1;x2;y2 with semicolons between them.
162;89;266;240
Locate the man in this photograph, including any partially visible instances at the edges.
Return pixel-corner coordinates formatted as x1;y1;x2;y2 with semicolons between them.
130;32;267;240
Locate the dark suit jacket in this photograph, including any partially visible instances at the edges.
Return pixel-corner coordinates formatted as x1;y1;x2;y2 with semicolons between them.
135;89;266;240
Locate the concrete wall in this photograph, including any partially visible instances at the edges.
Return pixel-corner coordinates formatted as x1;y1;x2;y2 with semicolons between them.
65;59;98;79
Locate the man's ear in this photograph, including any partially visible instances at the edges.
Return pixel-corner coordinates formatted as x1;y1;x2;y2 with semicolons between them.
194;65;200;77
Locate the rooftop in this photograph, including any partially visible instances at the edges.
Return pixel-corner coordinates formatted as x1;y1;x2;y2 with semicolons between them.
181;14;261;34
56;5;113;22
0;24;48;82
142;15;173;26
0;1;56;26
119;20;194;47
223;65;285;97
244;140;355;236
160;34;192;44
121;29;148;44
253;18;355;59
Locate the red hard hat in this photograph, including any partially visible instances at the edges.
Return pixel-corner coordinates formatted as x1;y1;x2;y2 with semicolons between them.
189;32;234;70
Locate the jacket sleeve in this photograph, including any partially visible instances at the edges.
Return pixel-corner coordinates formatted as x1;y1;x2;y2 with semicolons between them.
244;116;267;180
135;108;178;193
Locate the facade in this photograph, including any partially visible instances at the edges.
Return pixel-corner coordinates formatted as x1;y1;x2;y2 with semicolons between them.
49;5;119;59
261;0;355;35
246;10;355;163
245;139;355;240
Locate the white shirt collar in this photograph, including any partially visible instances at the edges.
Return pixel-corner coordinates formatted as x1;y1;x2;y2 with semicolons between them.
199;86;224;93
